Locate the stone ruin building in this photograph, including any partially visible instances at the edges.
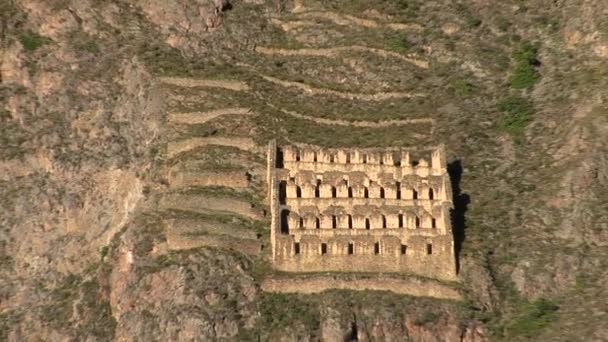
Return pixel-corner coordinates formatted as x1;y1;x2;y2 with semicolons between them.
267;141;457;282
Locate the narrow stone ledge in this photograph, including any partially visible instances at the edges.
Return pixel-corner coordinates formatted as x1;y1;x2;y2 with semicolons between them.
261;274;461;300
168;170;250;189
167;231;262;256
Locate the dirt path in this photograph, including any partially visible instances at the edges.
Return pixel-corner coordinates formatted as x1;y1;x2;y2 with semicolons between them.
159;77;250;91
386;23;423;31
273;10;423;32
270;18;316;32
167;137;256;158
168;108;253;125
259;74;424;101
298;11;378;28
274;106;435;128
256;46;428;69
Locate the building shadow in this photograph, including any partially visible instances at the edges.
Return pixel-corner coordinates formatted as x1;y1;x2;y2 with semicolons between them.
448;160;469;274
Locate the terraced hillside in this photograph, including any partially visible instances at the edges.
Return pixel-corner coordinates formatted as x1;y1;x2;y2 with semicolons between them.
1;0;607;341
157;76;266;254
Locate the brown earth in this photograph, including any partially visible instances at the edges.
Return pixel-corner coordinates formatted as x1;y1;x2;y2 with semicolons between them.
1;0;608;341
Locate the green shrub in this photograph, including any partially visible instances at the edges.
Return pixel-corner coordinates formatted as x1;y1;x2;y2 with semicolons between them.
100;246;109;261
509;42;540;89
575;273;590;290
495;16;512;32
384;35;414;53
259;293;320;332
497;95;534;137
79;40;100;54
508;298;559;338
414;311;441;325
451;79;476;97
18;31;51;51
456;4;482;28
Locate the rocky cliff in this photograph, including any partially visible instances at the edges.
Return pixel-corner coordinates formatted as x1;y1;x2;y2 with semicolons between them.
1;0;607;341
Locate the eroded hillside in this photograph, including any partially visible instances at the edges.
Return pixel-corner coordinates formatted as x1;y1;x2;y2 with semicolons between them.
1;0;607;340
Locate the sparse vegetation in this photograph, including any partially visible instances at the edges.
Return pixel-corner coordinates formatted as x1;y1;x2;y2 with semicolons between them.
451;79;476;97
77;279;117;339
100;246;109;261
2;0;607;340
385;34;414;53
414;311;442;325
507;298;559;338
41;274;82;327
131;214;167;257
497;95;534;138
18;31;51;51
0;111;33;159
259;293;320;334
575;273;590;290
456;3;482;28
509;42;541;89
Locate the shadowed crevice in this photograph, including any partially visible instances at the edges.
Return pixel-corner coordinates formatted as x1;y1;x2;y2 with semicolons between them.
448;160;469;274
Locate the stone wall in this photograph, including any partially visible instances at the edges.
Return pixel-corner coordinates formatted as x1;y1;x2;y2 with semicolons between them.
267;141;457;282
268;140;280;262
262;274;461;300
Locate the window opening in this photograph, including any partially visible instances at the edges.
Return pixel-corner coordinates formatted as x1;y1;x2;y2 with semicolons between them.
332;216;337;229
380;188;385;199
431;218;436;229
396;182;401;199
294;243;300;255
382;216;387;229
348;215;353;229
280;210;289;234
415;216;420;228
401;245;407;255
348;243;354;255
374;242;380;255
299;217;304;228
398;214;404;228
316;217;320;229
279;181;287;205
296;186;302;198
413;189;418;200
427;243;433;255
321;243;327;255
365;218;371;230
429;188;434;200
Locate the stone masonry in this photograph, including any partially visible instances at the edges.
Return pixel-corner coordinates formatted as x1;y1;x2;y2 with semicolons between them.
267;141;457;282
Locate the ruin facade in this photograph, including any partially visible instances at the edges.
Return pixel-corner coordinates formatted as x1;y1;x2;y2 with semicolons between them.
267;141;457;282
